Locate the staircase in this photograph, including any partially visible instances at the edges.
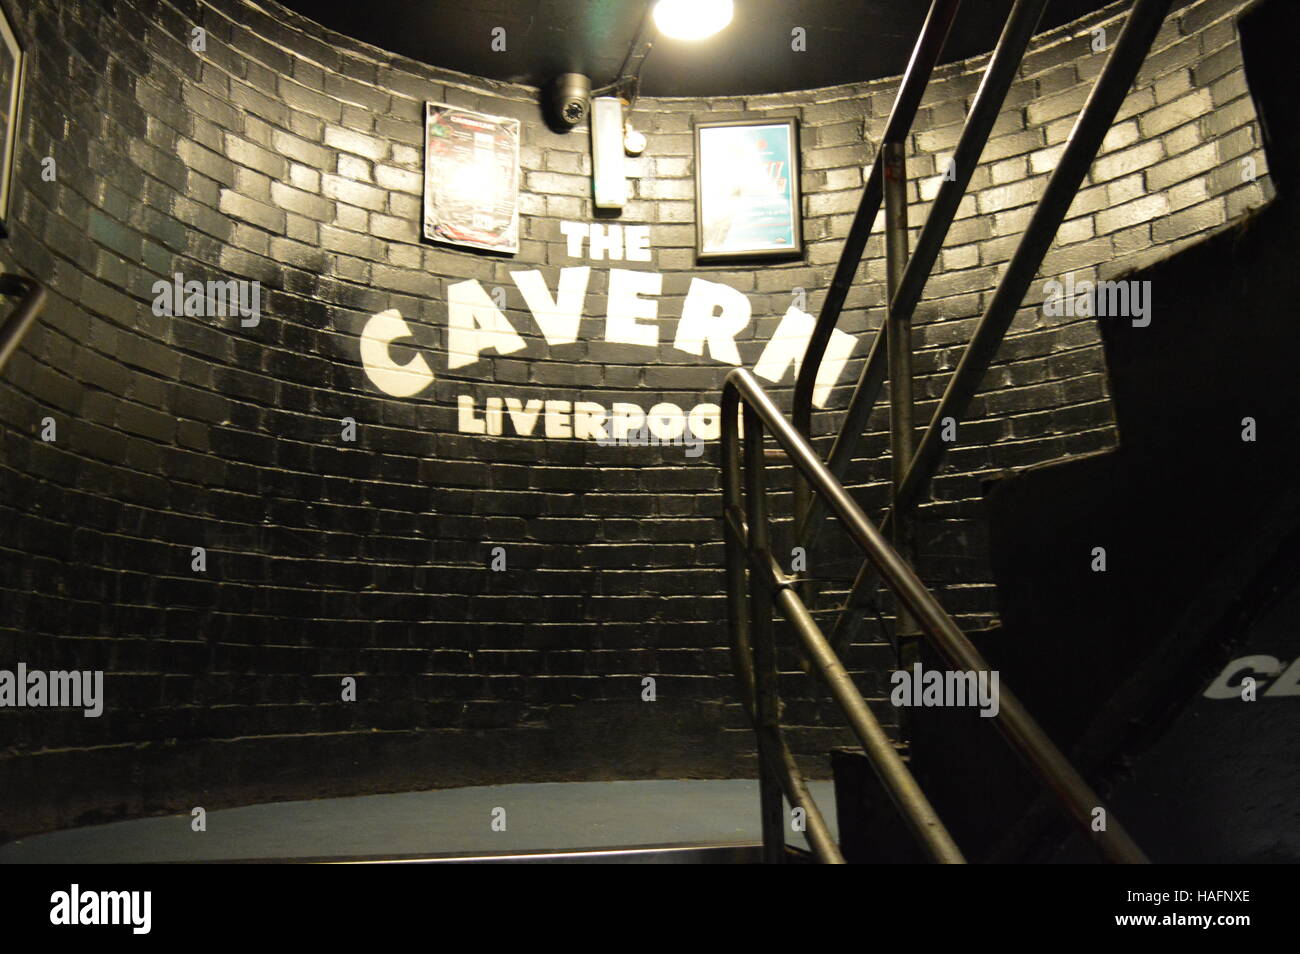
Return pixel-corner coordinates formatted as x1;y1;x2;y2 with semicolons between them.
721;0;1189;864
724;0;1300;864
3;0;1291;865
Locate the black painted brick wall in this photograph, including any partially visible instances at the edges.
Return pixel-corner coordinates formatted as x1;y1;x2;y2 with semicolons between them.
0;0;1271;837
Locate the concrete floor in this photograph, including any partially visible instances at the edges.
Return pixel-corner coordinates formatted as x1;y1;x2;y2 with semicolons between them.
0;779;838;863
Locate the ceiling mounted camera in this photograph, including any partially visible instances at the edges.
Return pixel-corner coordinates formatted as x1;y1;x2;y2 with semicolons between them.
547;73;591;129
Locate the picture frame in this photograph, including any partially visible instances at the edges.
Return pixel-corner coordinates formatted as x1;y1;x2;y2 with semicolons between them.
694;117;803;262
423;103;521;255
0;5;26;238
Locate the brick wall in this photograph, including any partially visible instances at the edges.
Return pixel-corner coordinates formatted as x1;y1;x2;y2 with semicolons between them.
0;0;1272;837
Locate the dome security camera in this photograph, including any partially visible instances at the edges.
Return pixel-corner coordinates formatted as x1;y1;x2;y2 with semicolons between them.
548;73;591;129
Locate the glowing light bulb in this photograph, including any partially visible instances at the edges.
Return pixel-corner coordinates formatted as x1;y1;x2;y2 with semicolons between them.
652;0;734;41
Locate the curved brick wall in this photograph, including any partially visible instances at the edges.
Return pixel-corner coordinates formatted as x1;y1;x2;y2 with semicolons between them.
0;0;1271;837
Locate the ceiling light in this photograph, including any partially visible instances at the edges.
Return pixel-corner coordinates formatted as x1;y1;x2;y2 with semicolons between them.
652;0;734;41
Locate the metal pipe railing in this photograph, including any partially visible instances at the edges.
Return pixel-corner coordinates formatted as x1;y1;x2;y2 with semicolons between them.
893;0;1174;520
742;401;787;864
722;366;1148;864
0;275;48;375
724;383;960;863
724;506;846;863
798;0;1052;547
770;731;844;862
765;553;963;863
829;0;1174;651
883;141;914;510
791;0;961;441
722;410;842;868
882;139;919;669
791;0;961;550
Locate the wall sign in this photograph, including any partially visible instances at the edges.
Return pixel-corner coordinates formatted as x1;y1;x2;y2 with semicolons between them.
423;103;521;254
357;221;858;443
694;118;802;262
0;6;26;238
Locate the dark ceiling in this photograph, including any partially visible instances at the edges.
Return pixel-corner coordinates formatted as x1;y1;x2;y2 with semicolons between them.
276;0;1122;97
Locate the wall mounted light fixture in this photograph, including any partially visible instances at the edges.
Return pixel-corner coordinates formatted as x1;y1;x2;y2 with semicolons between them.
568;0;735;211
591;97;628;210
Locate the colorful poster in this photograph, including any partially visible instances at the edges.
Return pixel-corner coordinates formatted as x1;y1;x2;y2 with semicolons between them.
423;103;520;254
695;119;802;260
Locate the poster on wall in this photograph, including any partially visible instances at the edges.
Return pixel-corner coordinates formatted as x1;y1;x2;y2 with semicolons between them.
423;103;520;254
694;118;802;262
0;6;26;238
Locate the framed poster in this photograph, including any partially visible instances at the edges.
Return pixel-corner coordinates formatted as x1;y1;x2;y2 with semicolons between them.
694;117;802;261
0;6;25;238
423;103;520;254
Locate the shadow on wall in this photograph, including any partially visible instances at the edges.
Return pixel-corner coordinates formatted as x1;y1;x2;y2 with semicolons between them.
907;0;1300;862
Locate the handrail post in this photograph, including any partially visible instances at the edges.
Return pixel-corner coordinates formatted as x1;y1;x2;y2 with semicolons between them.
743;405;785;863
726;396;845;862
814;0;1052;520
722;398;755;711
882;141;920;686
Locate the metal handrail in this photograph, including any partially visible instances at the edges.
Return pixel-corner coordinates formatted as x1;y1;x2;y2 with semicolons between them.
828;0;1175;651
0;274;47;375
797;0;1051;548
791;0;961;540
725;368;963;864
722;366;1148;864
896;0;1173;519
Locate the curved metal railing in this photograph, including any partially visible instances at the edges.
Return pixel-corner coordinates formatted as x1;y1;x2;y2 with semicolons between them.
787;0;1175;653
722;366;1147;864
